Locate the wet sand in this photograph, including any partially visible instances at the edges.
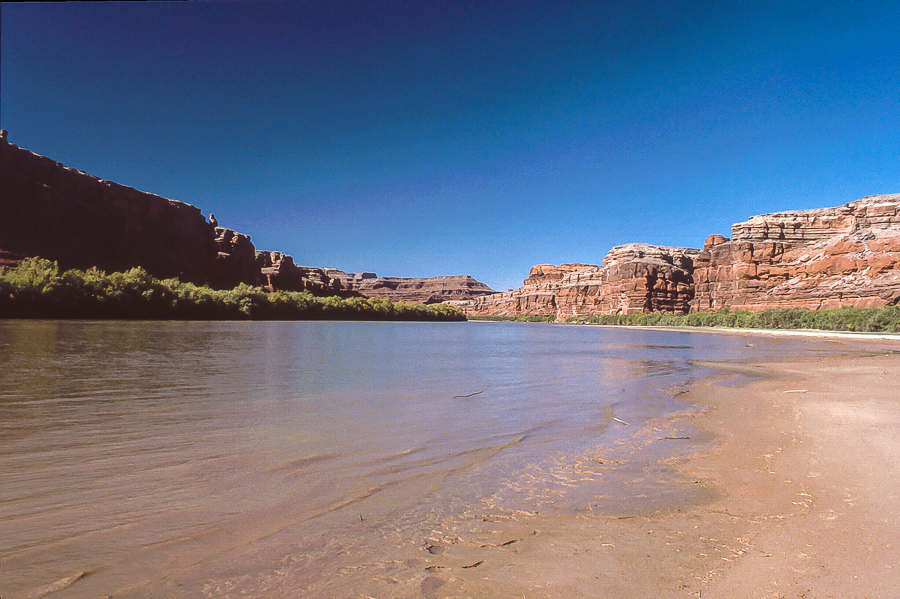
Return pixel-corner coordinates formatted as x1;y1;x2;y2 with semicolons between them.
320;337;900;599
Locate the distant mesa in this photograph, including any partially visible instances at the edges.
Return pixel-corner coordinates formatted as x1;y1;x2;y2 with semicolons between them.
3;131;899;316
325;269;496;304
0;132;494;302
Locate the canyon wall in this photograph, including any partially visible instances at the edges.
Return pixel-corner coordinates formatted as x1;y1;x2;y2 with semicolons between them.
458;195;900;320
7;133;898;312
0;133;493;300
691;194;900;311
0;131;218;284
456;244;699;319
326;269;495;304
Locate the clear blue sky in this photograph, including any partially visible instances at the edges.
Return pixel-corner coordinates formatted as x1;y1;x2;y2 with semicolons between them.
2;1;898;291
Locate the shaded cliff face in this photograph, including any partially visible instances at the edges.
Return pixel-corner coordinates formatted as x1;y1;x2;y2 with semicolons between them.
213;227;263;288
257;252;351;296
325;269;495;304
692;194;900;311
456;245;699;319
0;133;218;284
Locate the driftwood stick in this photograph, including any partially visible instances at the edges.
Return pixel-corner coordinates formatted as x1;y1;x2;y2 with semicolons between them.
612;417;630;426
453;390;485;399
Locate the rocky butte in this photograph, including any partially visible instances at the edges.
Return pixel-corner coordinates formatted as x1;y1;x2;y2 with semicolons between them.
455;244;699;320
0;132;494;302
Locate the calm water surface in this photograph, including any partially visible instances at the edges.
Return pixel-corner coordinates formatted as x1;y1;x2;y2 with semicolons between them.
0;320;872;598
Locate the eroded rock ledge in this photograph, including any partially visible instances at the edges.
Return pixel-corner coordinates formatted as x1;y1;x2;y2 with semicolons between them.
454;244;699;319
692;194;900;311
325;270;495;304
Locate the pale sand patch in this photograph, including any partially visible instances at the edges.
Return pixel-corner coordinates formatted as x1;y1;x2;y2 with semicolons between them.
373;347;900;599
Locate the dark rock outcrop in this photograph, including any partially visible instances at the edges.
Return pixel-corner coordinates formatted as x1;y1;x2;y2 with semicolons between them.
257;252;350;296
0;133;218;284
213;227;263;288
0;134;495;300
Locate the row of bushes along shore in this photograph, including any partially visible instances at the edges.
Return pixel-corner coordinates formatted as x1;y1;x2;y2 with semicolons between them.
470;307;900;332
0;258;466;321
565;308;900;332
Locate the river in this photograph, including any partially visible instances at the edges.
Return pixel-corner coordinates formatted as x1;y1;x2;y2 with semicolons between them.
0;320;870;598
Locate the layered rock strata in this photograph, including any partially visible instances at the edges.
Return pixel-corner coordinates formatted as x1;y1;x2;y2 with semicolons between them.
326;269;495;304
257;252;348;296
456;244;699;319
557;244;699;317
0;133;218;284
0;133;494;299
213;227;263;289
692;194;900;311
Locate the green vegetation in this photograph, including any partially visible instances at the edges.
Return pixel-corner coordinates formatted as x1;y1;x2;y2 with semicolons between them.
566;306;900;333
0;258;466;321
466;314;558;322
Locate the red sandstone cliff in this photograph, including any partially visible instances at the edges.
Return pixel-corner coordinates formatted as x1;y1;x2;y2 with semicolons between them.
0;131;218;284
456;245;699;320
691;194;900;311
325;269;495;304
0;133;494;299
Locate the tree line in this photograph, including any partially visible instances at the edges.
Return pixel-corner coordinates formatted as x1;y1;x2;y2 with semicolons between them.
0;258;466;321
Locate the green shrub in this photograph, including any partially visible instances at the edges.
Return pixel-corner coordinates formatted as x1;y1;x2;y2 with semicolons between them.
562;304;900;333
0;257;466;321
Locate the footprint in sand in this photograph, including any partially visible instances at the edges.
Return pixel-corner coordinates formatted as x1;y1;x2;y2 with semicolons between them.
421;575;447;598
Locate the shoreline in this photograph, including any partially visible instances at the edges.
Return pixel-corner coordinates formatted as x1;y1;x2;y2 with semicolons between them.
589;323;900;342
364;340;900;598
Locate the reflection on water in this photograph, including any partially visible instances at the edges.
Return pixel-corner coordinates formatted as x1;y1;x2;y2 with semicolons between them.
0;320;865;597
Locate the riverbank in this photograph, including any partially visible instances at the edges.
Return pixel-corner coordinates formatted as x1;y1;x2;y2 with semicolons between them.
362;336;900;598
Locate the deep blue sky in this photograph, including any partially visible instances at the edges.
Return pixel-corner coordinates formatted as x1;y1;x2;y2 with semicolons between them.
3;1;899;291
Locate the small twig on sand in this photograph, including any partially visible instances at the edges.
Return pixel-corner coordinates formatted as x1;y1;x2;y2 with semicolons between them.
453;390;484;399
783;389;808;394
613;417;630;426
661;436;691;440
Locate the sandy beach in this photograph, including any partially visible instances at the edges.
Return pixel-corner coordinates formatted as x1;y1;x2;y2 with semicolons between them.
325;335;900;599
